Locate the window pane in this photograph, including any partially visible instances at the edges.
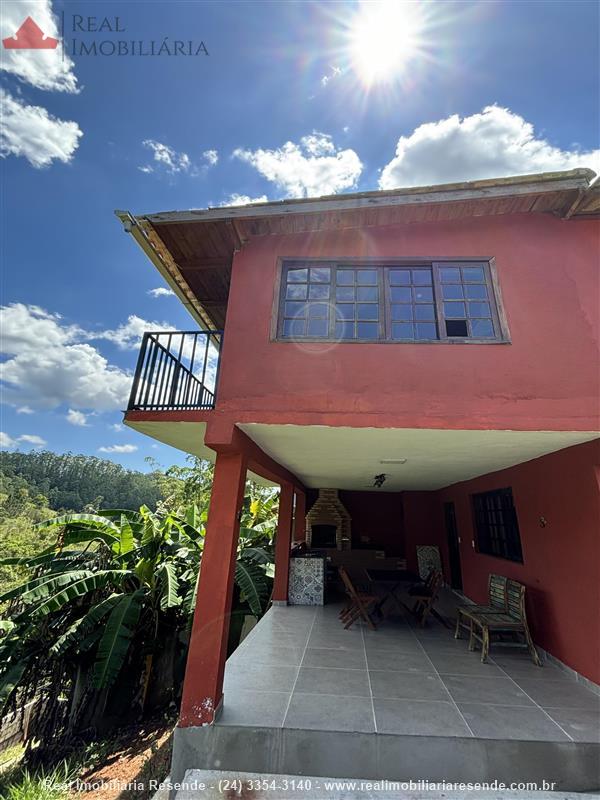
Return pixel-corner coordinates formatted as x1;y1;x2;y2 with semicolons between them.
392;322;414;339
414;304;435;321
335;321;354;339
442;284;464;300
412;270;432;285
286;284;307;299
465;284;488;299
357;322;378;339
468;302;491;317
357;270;377;285
357;286;378;301
462;266;485;282
439;267;461;283
287;268;308;282
391;304;413;321
389;269;411;285
310;267;330;283
337;269;354;285
336;304;354;320
357;303;378;320
308;303;329;318
390;287;411;302
283;318;305;337
444;301;466;317
471;319;494;338
309;284;330;299
415;323;437;339
446;319;468;337
414;287;433;302
307;318;328;336
336;286;354;301
285;301;306;317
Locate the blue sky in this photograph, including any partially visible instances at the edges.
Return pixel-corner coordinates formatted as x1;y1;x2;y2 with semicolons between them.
1;0;598;471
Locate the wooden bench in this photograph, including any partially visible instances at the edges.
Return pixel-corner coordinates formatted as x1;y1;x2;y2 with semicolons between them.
460;578;541;665
454;573;507;639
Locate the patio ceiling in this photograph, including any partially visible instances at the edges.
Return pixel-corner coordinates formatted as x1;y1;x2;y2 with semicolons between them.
237;424;599;491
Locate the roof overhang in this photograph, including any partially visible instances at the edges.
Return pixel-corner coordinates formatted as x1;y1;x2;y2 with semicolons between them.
116;169;599;329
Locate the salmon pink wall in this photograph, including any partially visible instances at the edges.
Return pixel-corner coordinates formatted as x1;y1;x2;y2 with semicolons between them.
217;213;598;431
439;440;600;684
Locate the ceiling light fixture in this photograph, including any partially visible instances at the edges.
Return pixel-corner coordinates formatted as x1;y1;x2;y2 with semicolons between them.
380;458;407;464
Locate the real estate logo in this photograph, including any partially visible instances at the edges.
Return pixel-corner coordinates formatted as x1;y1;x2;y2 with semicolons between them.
2;16;58;49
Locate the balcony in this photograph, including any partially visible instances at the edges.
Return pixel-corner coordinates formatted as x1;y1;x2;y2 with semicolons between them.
127;330;223;412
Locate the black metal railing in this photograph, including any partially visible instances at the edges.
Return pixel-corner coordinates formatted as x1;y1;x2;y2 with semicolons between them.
127;330;223;411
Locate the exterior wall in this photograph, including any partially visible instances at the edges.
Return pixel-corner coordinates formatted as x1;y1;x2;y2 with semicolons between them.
402;491;449;577
438;440;600;684
217;213;598;431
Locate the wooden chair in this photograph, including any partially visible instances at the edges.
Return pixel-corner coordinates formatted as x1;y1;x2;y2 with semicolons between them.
338;566;378;630
454;574;507;640
409;569;444;627
464;579;541;665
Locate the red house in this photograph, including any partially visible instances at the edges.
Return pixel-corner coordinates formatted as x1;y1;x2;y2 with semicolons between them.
118;169;600;790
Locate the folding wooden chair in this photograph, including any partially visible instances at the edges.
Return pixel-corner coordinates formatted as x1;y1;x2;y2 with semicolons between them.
338;566;378;630
410;569;444;627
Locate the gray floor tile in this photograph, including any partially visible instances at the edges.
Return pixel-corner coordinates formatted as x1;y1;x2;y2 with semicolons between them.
224;663;299;693
458;702;569;741
515;679;600;709
219;689;290;727
369;670;448;700
302;646;366;670
307;631;363;650
544;706;600;742
295;666;371;697
363;636;423;654
493;659;569;681
284;692;375;733
442;675;535;706
373;698;472;737
231;643;305;668
366;650;434;673
432;655;505;677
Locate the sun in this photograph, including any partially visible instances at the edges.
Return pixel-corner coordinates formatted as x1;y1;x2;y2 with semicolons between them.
348;1;425;86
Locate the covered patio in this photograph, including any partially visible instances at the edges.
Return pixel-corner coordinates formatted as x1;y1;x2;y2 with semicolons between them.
171;588;600;791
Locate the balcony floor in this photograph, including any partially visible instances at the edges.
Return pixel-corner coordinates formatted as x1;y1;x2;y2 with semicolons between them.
171;587;600;791
223;592;599;743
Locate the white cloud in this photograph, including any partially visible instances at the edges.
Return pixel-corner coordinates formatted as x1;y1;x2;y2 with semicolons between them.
141;140;191;174
98;444;138;454
1;432;46;449
18;434;46;447
0;432;17;449
320;66;342;88
16;406;34;415
147;287;175;298
66;408;88;426
0;89;83;168
97;314;175;350
233;132;363;198
203;149;218;166
109;423;124;432
1;0;79;93
379;105;600;189
0;303;132;412
221;193;269;207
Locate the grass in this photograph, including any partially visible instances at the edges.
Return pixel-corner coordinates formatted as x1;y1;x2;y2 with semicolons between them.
0;763;74;800
0;745;24;770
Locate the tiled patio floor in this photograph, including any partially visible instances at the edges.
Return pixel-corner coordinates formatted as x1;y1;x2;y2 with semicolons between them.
222;593;600;744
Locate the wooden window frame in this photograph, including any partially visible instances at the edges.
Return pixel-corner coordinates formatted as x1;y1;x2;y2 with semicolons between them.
273;257;511;345
472;487;524;564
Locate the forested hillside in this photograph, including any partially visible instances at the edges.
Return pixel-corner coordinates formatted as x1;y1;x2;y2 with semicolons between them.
0;450;162;512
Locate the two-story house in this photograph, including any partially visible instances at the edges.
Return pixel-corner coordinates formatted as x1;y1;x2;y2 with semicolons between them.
117;169;599;791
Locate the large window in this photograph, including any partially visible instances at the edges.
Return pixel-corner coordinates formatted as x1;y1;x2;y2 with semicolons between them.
277;260;506;343
472;488;523;563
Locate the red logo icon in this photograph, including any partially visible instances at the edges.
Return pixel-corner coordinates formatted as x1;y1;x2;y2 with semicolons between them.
3;17;59;49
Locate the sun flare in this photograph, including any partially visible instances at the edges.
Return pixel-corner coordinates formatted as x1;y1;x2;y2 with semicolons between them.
349;1;425;85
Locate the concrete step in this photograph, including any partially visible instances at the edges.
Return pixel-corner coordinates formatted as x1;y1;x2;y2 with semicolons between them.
172;770;599;799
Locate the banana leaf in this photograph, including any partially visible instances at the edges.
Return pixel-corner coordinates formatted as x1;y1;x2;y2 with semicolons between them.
91;589;145;689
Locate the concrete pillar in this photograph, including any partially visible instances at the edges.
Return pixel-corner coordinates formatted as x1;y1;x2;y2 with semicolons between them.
294;490;306;542
179;451;247;726
272;482;294;602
